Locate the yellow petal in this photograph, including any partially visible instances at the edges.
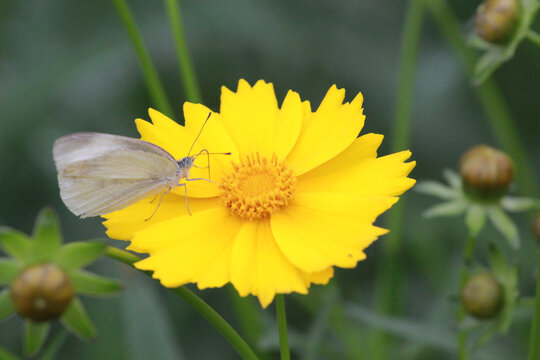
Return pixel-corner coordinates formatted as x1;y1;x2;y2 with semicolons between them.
297;144;416;196
302;267;334;285
230;220;308;308
103;194;217;240
220;79;303;159
286;85;365;176
133;207;242;288
271;196;388;272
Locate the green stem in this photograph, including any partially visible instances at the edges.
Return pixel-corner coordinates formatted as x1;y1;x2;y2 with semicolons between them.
426;0;538;197
372;0;425;357
526;30;540;47
457;234;477;360
528;258;540;359
104;246;260;360
163;0;202;103
276;295;291;360
111;0;175;118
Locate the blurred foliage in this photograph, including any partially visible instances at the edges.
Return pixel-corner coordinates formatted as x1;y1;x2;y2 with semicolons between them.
0;0;539;359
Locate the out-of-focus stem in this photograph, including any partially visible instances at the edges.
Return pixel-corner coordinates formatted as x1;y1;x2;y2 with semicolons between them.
111;0;175;118
163;0;202;103
372;0;425;358
457;234;477;360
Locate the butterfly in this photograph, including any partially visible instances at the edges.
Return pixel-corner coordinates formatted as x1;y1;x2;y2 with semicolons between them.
53;113;230;218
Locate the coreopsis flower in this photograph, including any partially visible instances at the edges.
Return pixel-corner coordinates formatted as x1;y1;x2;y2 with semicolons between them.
103;79;416;307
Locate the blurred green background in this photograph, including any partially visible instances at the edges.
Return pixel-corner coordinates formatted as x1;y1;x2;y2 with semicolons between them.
1;0;539;359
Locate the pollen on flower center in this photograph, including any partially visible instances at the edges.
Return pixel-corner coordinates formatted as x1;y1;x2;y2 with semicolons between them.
220;153;296;220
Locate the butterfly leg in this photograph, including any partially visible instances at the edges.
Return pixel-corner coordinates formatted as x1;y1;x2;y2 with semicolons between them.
145;186;173;221
177;183;192;216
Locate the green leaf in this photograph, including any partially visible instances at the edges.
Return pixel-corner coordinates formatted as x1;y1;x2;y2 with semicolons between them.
0;227;33;262
32;207;62;259
0;346;22;360
0;290;16;322
415;181;458;200
465;205;487;237
423;200;467;218
36;331;69;360
487;206;520;249
60;298;96;340
0;259;22;285
55;241;106;270
344;304;455;351
71;270;123;296
501;196;540;212
24;320;50;357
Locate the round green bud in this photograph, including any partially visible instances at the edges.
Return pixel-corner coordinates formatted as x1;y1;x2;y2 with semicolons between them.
10;263;74;322
475;0;520;44
460;145;514;201
461;272;503;319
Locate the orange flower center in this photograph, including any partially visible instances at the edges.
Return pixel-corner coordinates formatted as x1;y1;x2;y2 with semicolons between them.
219;153;296;221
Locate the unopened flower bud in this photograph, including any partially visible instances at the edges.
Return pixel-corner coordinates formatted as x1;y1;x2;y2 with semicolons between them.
533;214;540;245
475;0;520;44
10;263;74;322
461;272;503;319
460;145;513;201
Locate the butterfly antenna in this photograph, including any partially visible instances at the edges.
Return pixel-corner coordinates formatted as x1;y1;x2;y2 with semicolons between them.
187;112;212;156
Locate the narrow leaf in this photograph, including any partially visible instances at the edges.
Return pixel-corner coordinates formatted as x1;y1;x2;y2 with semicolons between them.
0;290;16;322
344;304;455;351
55;241;106;270
442;169;461;188
423;200;467;218
487;207;520;249
465;205;486;237
0;259;22;285
37;331;69;360
0;346;22;360
60;298;96;340
0;228;32;262
415;181;457;200
71;270;123;296
32;208;62;258
24;321;50;357
501;197;540;212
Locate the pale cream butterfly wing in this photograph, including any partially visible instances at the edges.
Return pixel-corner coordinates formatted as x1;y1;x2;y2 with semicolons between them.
53;133;181;218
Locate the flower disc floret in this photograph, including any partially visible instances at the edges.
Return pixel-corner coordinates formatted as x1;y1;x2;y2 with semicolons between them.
220;153;296;221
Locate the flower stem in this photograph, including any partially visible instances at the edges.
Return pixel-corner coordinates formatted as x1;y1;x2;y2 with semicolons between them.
528;258;540;359
275;295;291;360
526;30;540;47
163;0;202;103
456;234;477;360
372;0;425;357
111;0;175;119
104;246;260;360
426;0;538;198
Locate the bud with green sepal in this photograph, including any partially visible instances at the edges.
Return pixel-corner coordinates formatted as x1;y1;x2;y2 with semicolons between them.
0;207;123;357
417;145;540;249
460;145;514;202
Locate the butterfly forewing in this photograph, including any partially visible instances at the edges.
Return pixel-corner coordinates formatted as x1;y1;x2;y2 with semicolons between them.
53;133;180;218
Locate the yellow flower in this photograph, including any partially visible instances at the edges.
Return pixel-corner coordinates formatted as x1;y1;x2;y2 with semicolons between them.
103;79;416;308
